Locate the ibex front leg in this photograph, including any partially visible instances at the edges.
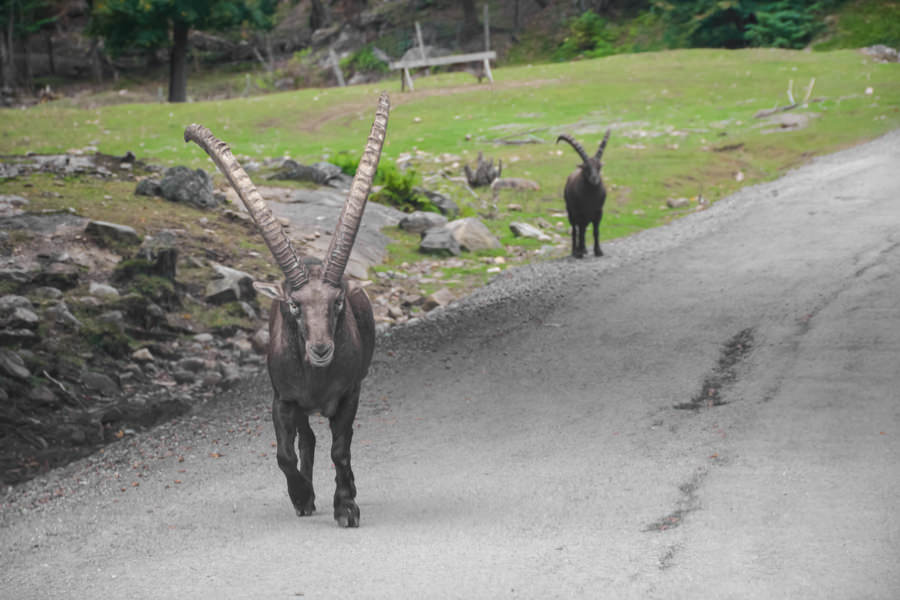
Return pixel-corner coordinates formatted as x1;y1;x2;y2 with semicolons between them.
273;397;316;516
330;384;361;527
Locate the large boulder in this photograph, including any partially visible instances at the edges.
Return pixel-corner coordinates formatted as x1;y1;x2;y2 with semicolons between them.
85;220;141;249
446;218;502;251
160;166;218;209
399;211;448;235
0;348;30;380
205;262;256;304
269;160;348;187
135;178;162;197
509;221;551;242
414;188;459;217
419;226;461;256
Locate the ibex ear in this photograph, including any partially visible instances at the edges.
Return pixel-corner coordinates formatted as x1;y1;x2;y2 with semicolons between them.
252;281;287;301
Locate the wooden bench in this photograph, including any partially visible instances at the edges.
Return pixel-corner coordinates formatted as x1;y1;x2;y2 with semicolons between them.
389;50;497;92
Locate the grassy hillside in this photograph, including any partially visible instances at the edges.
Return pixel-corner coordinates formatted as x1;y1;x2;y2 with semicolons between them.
2;48;899;267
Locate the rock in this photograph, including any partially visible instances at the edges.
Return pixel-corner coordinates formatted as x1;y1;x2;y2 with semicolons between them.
178;357;207;373
490;177;540;201
136;230;178;281
666;197;691;209
399;211;448;235
387;305;404;319
33;286;63;300
98;310;126;331
238;301;258;320
402;294;424;307
32;263;81;290
172;370;196;385
0;194;28;216
251;327;270;354
0;294;32;314
135;178;162;197
82;371;120;396
89;281;120;299
132;348;154;362
219;362;242;388
0;348;30;380
4;306;39;329
28;384;58;405
85;220;141;248
419;226;461;256
202;371;223;387
446;218;502;251
416;188;459;217
510;221;552;242
861;44;899;63
422;288;455;312
194;333;215;344
45;301;82;330
269;160;340;186
0;162;21;179
205;262;255;304
0;328;38;345
159;166;218;209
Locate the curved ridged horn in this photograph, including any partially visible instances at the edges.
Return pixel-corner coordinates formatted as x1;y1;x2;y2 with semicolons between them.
595;128;611;160
322;92;390;287
556;133;591;166
184;124;310;291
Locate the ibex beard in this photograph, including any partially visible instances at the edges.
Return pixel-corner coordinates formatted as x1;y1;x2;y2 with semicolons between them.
185;92;389;527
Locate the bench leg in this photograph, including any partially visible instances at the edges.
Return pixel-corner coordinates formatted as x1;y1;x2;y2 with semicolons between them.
483;59;493;83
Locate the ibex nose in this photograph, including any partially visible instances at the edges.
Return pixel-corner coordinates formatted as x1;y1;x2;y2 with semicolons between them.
306;342;334;367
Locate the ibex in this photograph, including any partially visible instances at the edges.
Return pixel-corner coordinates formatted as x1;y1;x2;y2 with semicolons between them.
557;129;611;258
184;92;389;527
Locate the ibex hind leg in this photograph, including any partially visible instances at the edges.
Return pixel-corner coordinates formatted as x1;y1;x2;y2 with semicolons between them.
273;398;316;516
592;217;603;257
330;385;361;527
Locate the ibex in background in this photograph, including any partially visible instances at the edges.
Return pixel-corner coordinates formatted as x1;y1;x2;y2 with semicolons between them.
184;92;389;527
557;129;611;258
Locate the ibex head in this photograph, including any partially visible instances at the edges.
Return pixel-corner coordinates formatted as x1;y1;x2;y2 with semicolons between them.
556;129;611;186
185;92;390;368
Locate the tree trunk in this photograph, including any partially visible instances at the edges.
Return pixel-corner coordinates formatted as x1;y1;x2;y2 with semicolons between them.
461;0;480;41
87;39;103;84
3;4;16;88
310;0;328;31
46;31;55;75
168;20;189;103
23;35;33;91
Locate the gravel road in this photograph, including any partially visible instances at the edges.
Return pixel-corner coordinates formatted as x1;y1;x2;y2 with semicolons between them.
2;130;898;599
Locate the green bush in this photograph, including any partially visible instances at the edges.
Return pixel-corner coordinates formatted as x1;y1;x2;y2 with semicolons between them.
331;154;437;213
371;162;436;213
340;44;389;75
747;1;826;48
554;11;618;61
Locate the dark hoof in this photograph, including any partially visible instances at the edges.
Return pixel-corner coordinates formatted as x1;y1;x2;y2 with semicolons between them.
293;495;316;517
594;248;604;257
334;502;360;528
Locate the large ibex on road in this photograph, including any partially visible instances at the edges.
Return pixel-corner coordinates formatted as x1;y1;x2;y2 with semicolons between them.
184;92;390;527
557;129;611;258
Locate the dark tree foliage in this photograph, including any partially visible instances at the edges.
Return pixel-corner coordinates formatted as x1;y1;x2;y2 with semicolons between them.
653;0;837;49
89;0;277;102
0;0;58;90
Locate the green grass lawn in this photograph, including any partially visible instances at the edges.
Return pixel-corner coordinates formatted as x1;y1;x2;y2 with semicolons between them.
2;48;898;281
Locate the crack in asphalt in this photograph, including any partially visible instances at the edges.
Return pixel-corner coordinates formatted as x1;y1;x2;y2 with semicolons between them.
674;328;756;411
644;467;708;533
